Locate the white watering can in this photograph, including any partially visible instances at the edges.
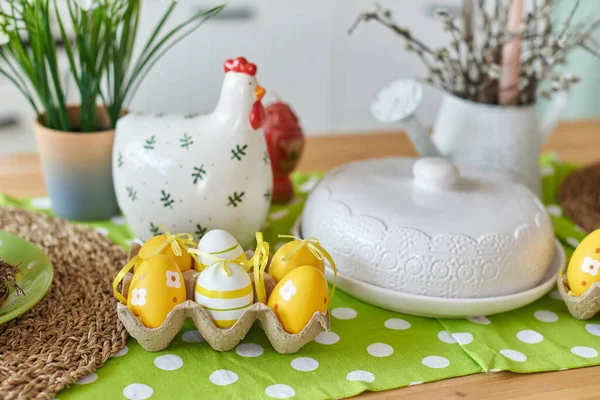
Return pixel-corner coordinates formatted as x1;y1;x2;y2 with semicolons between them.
371;79;570;194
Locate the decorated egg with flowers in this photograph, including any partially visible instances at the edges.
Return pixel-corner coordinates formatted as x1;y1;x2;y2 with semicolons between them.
138;234;193;272
567;229;600;296
267;265;329;334
127;254;186;328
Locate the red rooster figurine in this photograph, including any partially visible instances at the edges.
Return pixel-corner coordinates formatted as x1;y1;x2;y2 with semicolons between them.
263;101;305;204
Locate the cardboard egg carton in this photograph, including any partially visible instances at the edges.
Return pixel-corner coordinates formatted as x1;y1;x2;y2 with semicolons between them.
116;245;330;353
558;275;600;320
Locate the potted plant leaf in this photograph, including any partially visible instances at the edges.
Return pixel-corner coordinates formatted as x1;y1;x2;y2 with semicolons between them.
0;0;224;220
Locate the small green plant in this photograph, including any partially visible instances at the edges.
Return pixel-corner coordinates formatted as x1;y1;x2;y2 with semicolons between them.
0;0;224;132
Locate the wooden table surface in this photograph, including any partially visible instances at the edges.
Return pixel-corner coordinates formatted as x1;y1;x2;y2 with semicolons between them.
1;119;599;399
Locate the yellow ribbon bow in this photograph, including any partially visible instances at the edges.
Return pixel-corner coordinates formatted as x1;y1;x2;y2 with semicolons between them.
155;225;198;257
187;248;252;277
112;226;198;305
253;232;270;304
278;235;337;301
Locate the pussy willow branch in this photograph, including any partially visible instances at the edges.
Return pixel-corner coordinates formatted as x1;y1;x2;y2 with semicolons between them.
350;0;600;106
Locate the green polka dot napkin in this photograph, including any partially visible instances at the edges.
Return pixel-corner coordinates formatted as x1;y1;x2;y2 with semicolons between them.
1;159;599;400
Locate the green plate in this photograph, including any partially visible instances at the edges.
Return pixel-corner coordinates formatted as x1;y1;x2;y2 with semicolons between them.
0;230;53;324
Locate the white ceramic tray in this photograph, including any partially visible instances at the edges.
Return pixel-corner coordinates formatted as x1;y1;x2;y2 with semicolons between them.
293;219;565;318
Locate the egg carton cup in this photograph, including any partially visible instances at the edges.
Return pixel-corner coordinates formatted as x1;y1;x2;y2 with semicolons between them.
557;275;600;320
116;246;330;353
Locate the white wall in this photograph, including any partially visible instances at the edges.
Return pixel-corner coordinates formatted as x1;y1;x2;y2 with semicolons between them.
0;0;457;153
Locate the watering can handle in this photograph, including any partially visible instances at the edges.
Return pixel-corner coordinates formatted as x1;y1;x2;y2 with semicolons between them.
539;90;569;144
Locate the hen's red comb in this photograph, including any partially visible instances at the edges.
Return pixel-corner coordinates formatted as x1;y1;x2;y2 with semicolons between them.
224;57;257;76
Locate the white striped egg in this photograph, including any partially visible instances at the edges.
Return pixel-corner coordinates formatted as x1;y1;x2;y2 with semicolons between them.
195;261;253;329
197;229;247;268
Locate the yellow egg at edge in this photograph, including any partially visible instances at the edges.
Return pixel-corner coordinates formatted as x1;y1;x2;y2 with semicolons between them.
138;235;193;272
567;229;600;296
267;265;329;334
127;254;187;328
269;241;325;282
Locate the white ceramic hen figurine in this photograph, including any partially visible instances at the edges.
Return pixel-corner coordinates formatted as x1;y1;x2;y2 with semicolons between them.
113;57;273;247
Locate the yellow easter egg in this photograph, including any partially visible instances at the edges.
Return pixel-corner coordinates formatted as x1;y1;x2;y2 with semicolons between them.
138;235;193;272
269;241;325;282
567;229;600;296
267;265;329;334
127;254;187;328
195;230;247;271
194;262;253;329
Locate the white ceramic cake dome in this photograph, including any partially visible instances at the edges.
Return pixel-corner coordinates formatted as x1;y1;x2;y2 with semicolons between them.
302;157;555;299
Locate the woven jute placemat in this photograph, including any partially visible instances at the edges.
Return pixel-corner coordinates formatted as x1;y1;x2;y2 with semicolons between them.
559;161;600;233
0;207;128;399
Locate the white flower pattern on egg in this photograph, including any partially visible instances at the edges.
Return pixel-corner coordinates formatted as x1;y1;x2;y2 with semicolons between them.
131;288;147;306
166;271;181;288
581;257;600;277
279;280;297;301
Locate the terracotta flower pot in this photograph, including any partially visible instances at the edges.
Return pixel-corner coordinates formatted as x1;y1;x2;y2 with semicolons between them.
34;106;119;221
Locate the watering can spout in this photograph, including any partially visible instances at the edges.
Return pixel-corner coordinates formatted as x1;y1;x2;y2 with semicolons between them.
370;79;442;157
539;90;569;144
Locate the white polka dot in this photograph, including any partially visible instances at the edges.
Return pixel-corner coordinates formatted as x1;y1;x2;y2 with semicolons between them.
500;349;527;362
384;318;411;330
517;330;544;344
541;165;555;176
367;343;394;357
113;345;129;357
546;204;562;217
560;368;568;370
549;290;563;300
291;357;319;372
331;307;357;320
346;370;375;383
0;239;3;247
123;383;153;399
314;331;339;345
31;197;51;209
575;225;587;234
467;316;491;325
236;343;264;357
111;215;127;225
566;237;581;248
453;332;474;345
154;354;183;371
182;329;204;343
571;346;598;359
409;381;423;386
422;356;450;369
76;373;98;385
586;324;600;336
265;384;296;399
547;152;559;161
95;227;109;236
26;261;36;270
269;209;290;220
438;330;457;344
534;310;559;322
298;178;319;193
209;370;238;386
